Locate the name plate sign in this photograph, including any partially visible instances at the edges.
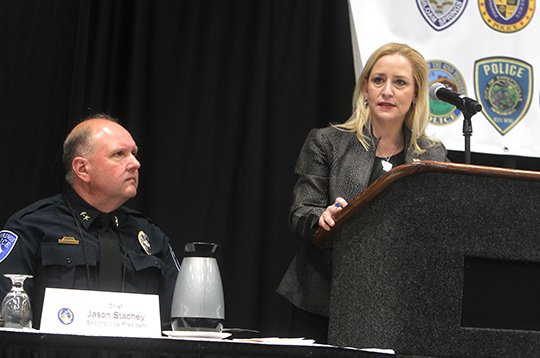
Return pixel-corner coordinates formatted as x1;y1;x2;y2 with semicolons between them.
40;288;161;338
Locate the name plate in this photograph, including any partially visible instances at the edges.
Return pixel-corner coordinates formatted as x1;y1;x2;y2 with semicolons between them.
40;288;161;338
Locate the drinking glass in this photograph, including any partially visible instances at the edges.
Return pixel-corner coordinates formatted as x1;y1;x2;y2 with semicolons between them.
1;274;32;329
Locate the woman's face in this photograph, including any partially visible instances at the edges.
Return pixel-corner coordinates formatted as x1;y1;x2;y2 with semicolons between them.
363;53;416;127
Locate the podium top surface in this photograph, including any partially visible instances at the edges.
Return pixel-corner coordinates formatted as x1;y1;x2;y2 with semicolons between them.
314;160;540;247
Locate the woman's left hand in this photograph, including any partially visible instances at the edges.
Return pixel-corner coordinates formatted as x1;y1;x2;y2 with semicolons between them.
318;197;348;231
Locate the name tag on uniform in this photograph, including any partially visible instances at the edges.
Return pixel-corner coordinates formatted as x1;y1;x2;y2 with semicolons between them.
58;236;79;245
40;288;161;338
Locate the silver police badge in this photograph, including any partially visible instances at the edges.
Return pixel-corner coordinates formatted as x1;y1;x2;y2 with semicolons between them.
138;231;152;255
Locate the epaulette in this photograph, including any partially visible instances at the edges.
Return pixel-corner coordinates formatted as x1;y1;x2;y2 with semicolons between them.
10;194;64;221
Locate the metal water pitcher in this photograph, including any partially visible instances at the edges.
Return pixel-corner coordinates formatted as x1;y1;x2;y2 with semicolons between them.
171;242;225;331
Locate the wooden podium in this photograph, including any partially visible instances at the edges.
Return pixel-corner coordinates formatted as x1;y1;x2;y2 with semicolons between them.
316;161;540;357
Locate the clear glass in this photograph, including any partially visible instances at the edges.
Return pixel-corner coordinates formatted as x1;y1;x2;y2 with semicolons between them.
1;274;33;329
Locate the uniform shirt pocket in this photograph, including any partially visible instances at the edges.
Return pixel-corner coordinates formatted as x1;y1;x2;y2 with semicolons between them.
126;252;164;293
38;242;98;289
127;251;163;272
41;242;97;268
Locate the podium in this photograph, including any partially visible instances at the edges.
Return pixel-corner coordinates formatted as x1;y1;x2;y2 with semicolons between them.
315;161;540;357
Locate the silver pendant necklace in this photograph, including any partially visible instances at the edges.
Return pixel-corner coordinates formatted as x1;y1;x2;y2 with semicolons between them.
380;145;398;172
381;157;393;172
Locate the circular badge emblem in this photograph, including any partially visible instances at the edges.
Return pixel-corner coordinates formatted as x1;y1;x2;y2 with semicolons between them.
58;308;74;325
428;60;467;125
484;76;523;116
479;0;535;33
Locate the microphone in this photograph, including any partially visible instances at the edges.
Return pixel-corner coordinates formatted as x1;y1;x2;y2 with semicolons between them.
429;83;482;114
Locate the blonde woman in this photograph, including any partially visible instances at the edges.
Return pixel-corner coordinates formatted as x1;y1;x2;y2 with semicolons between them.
278;43;447;343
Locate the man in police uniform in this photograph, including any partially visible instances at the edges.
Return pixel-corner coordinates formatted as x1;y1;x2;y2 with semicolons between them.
0;114;180;329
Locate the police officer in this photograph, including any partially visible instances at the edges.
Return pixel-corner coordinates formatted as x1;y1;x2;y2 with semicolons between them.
0;114;180;329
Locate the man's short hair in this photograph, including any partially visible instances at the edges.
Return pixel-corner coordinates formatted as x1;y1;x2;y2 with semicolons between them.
62;113;119;184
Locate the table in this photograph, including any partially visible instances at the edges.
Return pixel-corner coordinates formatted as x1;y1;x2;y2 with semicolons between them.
0;329;392;358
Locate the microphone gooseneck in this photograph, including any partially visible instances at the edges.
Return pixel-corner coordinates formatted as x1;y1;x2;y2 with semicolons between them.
429;83;482;114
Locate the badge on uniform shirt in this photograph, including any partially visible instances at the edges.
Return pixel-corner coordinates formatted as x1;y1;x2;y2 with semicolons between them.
0;230;18;263
138;231;152;255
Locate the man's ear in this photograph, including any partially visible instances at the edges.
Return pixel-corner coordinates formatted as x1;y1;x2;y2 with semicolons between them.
72;157;91;183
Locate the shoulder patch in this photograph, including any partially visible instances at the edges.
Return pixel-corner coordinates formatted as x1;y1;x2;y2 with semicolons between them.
0;230;19;263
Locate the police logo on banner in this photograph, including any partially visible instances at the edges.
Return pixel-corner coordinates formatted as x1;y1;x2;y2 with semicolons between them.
417;0;468;31
0;230;18;263
474;57;533;135
428;60;467;125
479;0;535;33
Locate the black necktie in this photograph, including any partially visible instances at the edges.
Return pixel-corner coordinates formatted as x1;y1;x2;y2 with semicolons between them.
95;214;122;291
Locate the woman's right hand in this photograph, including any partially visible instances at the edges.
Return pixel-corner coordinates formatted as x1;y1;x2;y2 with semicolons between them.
318;197;348;231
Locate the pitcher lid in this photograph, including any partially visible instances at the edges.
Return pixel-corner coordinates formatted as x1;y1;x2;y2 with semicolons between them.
184;242;219;256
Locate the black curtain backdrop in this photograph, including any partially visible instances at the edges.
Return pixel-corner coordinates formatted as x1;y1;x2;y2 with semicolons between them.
1;0;539;337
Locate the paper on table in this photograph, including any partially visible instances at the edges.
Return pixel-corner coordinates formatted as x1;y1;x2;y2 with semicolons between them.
359;348;395;354
231;338;395;354
231;337;315;345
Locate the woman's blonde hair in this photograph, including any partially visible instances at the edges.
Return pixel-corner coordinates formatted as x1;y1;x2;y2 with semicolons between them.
336;42;433;154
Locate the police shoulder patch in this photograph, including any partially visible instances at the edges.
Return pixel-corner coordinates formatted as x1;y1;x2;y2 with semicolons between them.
0;230;19;263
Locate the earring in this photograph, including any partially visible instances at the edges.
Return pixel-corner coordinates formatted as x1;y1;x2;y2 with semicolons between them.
363;97;368;106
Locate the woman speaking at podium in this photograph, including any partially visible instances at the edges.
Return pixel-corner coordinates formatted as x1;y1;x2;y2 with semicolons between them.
278;42;448;343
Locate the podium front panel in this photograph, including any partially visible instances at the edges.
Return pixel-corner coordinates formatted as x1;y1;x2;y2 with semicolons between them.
328;168;540;357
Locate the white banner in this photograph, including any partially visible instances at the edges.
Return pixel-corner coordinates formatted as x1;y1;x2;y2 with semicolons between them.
348;0;540;157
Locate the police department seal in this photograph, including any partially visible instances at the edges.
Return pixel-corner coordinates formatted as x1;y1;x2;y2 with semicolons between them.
428;60;468;125
417;0;468;31
485;76;523;116
479;0;535;33
474;57;533;135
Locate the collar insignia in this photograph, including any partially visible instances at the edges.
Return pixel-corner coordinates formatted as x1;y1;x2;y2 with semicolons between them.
79;211;91;221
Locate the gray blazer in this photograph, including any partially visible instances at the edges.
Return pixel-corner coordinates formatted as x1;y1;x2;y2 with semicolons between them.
277;126;448;317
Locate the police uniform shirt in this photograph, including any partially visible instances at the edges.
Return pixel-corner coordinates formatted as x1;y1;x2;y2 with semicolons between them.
0;186;180;329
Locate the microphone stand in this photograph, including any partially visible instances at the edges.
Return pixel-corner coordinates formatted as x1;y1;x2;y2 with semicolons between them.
462;110;473;164
457;99;482;165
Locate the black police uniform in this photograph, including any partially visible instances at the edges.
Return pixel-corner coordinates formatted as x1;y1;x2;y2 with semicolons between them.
0;186;180;329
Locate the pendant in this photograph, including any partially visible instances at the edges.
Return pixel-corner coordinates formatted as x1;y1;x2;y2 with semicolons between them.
381;159;393;172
